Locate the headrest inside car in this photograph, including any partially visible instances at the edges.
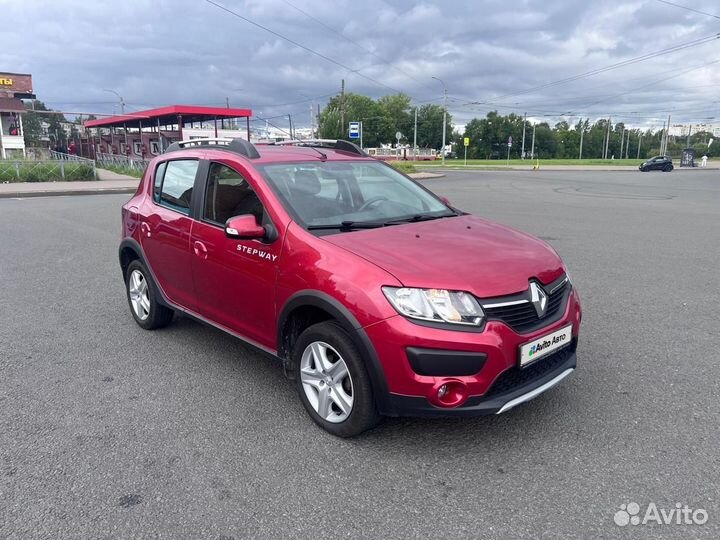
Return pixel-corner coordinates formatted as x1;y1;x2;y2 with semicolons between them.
293;170;321;196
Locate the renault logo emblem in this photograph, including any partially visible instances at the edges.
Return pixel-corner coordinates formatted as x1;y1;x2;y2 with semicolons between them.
529;282;548;317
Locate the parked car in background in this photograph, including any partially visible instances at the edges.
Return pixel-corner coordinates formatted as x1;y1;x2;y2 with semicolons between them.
639;155;673;172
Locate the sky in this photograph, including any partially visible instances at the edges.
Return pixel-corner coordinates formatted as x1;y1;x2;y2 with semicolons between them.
1;0;719;132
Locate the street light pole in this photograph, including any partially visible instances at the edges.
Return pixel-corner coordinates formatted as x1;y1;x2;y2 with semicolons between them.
413;106;418;161
432;76;447;165
530;123;536;159
103;89;125;114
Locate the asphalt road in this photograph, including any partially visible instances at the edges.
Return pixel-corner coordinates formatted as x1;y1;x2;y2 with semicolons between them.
1;168;718;539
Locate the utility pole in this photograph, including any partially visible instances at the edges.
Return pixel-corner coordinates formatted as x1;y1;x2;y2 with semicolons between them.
432;76;447;165
620;126;625;160
579;119;584;159
521;112;527;159
687;124;692;147
664;114;671;155
637;133;642;159
530;123;536;159
317;104;321;137
340;79;345;138
660;120;666;155
413;106;418;161
625;129;630;159
309;105;314;138
604;117;611;159
288;114;294;140
226;97;230;108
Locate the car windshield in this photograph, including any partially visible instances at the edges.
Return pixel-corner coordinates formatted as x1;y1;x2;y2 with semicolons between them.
257;161;454;229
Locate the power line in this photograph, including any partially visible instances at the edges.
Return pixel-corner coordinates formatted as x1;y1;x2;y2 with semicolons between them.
281;0;428;90
655;0;720;20
566;58;720;115
204;0;409;96
462;32;720;105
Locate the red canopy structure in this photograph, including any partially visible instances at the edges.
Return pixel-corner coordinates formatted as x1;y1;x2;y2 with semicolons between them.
84;104;253;141
80;104;253;159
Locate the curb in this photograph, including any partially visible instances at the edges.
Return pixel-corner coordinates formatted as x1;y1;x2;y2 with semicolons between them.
0;187;137;199
409;172;446;179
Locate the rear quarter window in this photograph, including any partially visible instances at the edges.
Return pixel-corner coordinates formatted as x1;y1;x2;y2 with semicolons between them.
158;160;199;214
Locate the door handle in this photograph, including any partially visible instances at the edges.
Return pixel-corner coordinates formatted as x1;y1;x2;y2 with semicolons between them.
193;240;208;260
140;222;151;238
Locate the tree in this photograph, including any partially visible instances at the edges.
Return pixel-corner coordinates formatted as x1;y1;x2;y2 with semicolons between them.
415;104;451;149
376;93;412;144
23;100;67;148
318;93;382;146
318;93;450;149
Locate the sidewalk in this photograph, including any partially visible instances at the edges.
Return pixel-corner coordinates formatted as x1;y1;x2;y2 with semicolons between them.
1;169;440;198
0;169;139;198
420;164;720;172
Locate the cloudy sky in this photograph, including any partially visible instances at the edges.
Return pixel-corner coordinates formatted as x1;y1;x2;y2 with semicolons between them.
1;0;718;131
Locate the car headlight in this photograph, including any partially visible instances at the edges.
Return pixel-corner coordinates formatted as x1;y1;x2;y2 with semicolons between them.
382;286;484;326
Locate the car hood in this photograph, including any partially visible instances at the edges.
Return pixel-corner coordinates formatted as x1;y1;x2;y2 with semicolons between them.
322;215;565;298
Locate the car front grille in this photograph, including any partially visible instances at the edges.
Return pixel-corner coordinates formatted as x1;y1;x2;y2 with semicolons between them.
481;277;570;333
484;339;576;398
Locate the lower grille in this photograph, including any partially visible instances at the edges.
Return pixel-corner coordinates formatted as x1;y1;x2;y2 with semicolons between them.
485;340;576;398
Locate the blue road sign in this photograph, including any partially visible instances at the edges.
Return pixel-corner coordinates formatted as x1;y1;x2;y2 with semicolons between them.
349;121;360;139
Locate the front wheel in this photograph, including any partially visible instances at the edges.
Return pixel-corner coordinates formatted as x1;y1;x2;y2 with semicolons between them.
663;164;673;172
293;321;381;437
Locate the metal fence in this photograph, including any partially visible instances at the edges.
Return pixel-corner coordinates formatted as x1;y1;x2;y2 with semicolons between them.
0;159;97;182
95;153;150;172
48;150;95;163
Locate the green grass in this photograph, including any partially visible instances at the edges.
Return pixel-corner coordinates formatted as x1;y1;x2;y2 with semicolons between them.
419;158;645;167
99;164;144;178
388;161;418;174
0;162;96;182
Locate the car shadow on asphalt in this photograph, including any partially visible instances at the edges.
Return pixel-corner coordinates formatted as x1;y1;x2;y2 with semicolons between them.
161;314;582;453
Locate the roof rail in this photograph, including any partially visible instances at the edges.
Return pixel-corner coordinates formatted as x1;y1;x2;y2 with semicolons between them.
270;139;368;157
164;137;260;159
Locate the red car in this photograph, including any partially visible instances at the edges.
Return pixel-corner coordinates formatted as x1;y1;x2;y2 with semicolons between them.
120;138;581;437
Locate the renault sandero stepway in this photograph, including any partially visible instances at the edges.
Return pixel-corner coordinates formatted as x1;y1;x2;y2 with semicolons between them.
120;138;582;437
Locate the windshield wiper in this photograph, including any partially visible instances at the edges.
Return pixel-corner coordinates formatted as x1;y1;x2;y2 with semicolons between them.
382;212;458;225
307;220;386;231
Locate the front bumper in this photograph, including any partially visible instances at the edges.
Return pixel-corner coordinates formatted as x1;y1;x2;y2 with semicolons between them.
385;341;576;416
366;287;581;417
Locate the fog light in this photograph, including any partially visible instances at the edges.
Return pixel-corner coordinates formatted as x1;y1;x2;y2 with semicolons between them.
430;380;469;408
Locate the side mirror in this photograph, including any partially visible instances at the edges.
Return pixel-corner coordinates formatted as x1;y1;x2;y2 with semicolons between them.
439;196;451;206
225;215;265;240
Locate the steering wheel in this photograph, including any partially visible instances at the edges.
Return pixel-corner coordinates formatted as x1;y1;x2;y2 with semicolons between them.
357;196;389;212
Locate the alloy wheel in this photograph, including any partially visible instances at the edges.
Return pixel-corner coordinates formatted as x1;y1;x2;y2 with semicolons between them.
299;341;354;423
128;269;150;321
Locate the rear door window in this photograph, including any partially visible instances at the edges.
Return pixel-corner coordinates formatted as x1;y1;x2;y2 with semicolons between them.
159;160;199;215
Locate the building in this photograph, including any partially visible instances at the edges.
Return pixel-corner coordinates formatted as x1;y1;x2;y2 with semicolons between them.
82;105;253;160
0;71;35;158
668;123;720;138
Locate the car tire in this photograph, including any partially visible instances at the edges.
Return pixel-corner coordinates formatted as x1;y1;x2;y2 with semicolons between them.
664;164;673;172
125;260;174;330
293;321;381;437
